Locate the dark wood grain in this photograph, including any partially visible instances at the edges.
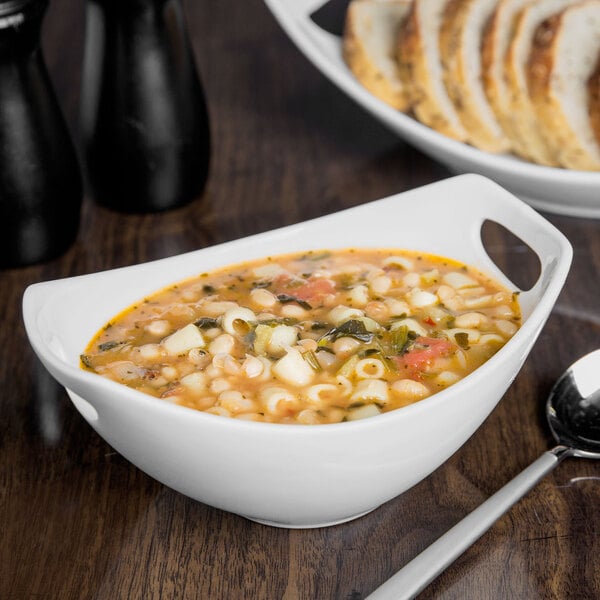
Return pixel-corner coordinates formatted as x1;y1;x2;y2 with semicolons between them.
1;1;599;598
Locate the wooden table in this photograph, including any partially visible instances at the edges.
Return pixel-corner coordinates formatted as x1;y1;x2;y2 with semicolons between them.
2;1;599;598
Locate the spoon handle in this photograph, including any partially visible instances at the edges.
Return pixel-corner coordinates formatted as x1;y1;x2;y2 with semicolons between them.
367;446;571;600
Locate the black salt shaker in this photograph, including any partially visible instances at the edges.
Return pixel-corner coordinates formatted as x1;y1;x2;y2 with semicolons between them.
81;0;211;213
0;0;82;268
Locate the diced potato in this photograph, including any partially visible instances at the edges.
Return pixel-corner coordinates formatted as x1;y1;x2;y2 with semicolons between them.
162;323;205;355
267;324;298;356
406;288;438;308
273;348;315;387
180;371;207;393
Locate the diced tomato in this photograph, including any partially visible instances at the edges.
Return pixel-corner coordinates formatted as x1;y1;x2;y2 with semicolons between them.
423;316;436;327
274;275;335;305
292;277;335;301
393;336;454;379
273;273;292;287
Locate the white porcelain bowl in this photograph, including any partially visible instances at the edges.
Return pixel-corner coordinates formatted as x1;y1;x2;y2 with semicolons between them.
263;0;600;219
23;175;572;528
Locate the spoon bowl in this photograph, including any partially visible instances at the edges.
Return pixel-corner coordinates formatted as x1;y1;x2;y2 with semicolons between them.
368;349;600;600
547;350;600;457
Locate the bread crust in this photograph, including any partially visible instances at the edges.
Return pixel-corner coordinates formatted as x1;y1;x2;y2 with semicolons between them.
396;0;468;141
503;1;579;166
343;1;412;111
527;5;600;171
440;0;511;152
481;0;532;148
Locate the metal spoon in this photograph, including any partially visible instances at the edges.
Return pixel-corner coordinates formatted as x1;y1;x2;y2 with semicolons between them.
367;349;600;600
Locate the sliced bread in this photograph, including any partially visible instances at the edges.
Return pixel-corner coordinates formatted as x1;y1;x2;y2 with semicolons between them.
504;0;578;165
439;0;511;153
343;0;413;111
396;0;468;142
481;0;533;146
527;1;600;171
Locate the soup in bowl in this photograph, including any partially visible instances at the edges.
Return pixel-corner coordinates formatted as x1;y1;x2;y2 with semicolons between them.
80;247;521;425
23;175;572;528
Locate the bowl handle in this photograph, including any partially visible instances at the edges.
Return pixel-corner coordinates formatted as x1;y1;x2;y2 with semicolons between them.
457;175;573;315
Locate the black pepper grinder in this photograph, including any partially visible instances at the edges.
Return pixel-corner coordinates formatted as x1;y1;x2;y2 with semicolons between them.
81;0;210;213
0;0;82;268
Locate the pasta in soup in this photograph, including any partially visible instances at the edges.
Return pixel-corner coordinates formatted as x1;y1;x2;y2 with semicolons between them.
81;248;521;424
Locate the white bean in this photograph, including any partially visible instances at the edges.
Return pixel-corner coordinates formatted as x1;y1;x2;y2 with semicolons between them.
365;301;389;322
406;288;438;308
280;304;308;319
332;336;361;357
180;371;207;393
347;404;381;421
218;390;256;414
188;347;210;368
145;319;171;337
370;275;392;295
347;284;369;307
138;343;163;362
454;312;488;328
210;377;231;394
250;287;277;308
208;333;235;355
495;319;518;337
161;366;179;381
434;371;461;387
242;354;264;378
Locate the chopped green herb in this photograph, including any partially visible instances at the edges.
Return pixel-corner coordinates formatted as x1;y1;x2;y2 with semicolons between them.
258;317;299;327
390;325;410;355
348;401;365;409
194;317;219;329
302;350;322;372
454;332;470;349
318;319;374;345
315;346;335;354
277;294;312;310
98;340;124;352
337;354;359;377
